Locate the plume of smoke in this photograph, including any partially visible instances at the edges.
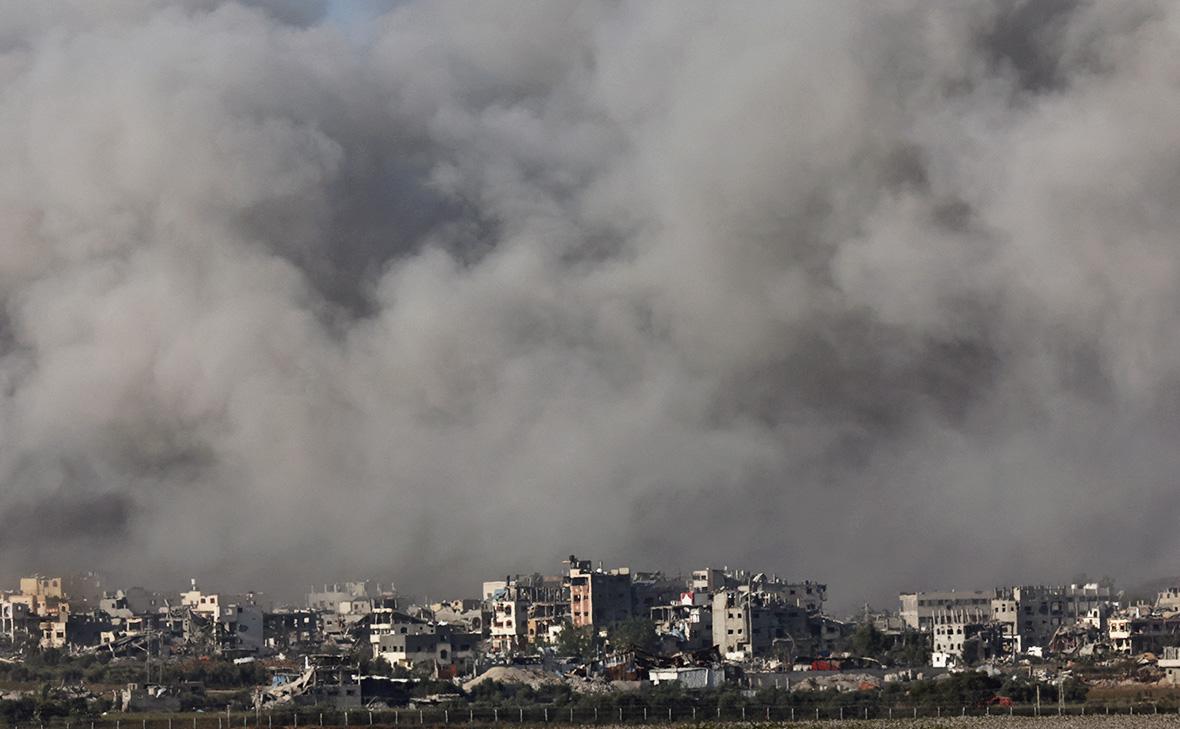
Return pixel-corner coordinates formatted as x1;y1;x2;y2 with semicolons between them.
0;0;1176;607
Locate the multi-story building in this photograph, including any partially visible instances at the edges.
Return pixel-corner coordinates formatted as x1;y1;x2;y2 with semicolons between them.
101;587;175;618
652;592;714;652
20;576;64;600
526;601;569;646
376;625;480;674
216;603;265;653
263;610;319;650
182;582;271;619
693;569;826;612
489;595;529;653
485;574;566;653
1108;611;1180;654
931;610;1003;667
899;590;995;632
809;614;856;655
430;599;486;633
1161;646;1180;684
7;576;70;621
633;573;688;614
39;616;66;649
995;584;1112;651
712;589;809;659
565;557;634;629
307;581;391;613
0;598;32;642
902;583;1112;654
1157;588;1180;612
367;609;433;657
691;569;728;593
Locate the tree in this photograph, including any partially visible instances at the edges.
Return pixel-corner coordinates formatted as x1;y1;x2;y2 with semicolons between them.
850;623;888;659
0;698;36;725
887;629;931;667
555;622;598;660
608;618;658;654
355;653;394;677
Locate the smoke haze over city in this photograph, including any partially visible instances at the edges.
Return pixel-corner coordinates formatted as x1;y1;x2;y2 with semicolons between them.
1;0;1178;609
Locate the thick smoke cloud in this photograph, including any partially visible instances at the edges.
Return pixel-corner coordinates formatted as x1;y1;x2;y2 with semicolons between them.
0;0;1177;608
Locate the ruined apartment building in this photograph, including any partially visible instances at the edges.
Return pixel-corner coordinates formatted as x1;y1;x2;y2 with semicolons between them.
1157;587;1180;611
1109;611;1180;654
712;589;809;659
0;600;30;641
693;568;826;612
306;581;395;614
993;584;1112;651
1161;646;1180;685
651;592;713;652
899;590;995;632
931;609;1004;667
486;574;565;652
565;556;634;629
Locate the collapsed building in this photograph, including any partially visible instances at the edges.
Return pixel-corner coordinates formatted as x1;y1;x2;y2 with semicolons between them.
993;584;1112;652
254;655;412;710
693;569;826;612
651;592;714;652
481;576;567;649
1108;609;1180;654
899;591;994;633
374;623;481;676
711;589;810;661
1160;646;1180;685
930;610;1004;668
900;582;1116;662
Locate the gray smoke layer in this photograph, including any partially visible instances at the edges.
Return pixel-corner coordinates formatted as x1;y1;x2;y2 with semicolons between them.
0;0;1176;608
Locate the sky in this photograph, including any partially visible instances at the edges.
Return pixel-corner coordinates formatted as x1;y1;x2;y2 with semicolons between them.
0;0;1177;612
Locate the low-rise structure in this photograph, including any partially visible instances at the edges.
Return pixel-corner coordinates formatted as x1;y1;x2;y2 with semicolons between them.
1161;646;1180;684
649;666;724;689
376;627;480;674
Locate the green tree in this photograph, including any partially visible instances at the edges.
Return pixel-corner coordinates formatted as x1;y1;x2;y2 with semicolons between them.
555;622;598;660
608;617;658;653
850;623;888;659
887;629;931;666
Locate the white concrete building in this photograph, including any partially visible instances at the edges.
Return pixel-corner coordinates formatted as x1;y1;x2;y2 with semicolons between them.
899;591;994;632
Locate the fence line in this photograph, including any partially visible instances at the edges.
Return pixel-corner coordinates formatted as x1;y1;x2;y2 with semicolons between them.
5;702;1180;728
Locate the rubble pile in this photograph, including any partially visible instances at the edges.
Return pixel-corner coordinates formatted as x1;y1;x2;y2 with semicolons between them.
787;672;881;692
463;666;616;694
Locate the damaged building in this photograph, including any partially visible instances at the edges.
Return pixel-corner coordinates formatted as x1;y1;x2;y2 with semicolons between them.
930;610;1005;668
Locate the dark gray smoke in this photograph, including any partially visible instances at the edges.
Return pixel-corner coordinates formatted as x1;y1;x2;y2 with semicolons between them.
0;0;1176;609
